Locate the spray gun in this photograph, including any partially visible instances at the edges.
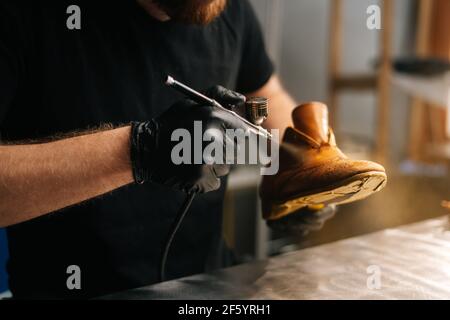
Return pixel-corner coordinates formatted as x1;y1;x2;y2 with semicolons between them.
159;76;271;282
165;76;272;140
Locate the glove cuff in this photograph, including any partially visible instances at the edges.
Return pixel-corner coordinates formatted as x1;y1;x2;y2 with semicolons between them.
130;120;159;184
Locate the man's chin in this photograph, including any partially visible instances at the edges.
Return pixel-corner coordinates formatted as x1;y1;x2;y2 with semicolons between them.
161;0;228;25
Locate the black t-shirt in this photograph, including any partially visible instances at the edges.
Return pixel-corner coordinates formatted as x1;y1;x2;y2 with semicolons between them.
0;0;273;298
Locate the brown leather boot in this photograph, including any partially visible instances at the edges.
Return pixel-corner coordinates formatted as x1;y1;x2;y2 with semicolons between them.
260;102;387;220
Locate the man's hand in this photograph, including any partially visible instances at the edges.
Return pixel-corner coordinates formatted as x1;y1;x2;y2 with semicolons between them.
267;205;337;236
130;86;249;193
202;86;247;110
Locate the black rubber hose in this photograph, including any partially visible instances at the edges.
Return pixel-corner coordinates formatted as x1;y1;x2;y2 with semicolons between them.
158;191;197;282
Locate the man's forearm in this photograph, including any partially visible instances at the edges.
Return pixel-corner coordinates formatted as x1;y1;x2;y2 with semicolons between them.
263;90;296;134
0;126;134;227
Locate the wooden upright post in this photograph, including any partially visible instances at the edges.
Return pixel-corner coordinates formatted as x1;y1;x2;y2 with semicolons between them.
408;0;433;161
328;0;343;129
375;0;393;164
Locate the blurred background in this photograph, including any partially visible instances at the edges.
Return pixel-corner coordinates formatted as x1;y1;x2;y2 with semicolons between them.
223;0;450;263
0;0;449;296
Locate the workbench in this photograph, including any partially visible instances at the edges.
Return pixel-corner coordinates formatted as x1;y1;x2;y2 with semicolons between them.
103;216;450;300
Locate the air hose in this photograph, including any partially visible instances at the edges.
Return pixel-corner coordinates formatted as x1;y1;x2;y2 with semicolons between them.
158;191;197;282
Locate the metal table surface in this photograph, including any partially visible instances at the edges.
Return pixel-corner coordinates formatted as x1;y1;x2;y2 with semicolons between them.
103;216;450;300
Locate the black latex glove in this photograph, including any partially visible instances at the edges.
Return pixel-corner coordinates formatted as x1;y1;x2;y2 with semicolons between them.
130;86;248;193
202;86;246;111
267;205;337;236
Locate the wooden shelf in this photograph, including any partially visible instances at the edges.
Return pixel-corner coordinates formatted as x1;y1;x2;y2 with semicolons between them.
427;142;450;160
391;71;450;137
331;74;377;91
392;72;450;108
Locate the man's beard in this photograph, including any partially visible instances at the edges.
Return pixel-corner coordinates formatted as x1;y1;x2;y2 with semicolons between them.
155;0;227;25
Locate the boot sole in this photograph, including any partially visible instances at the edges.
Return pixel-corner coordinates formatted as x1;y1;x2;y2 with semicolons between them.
265;171;387;220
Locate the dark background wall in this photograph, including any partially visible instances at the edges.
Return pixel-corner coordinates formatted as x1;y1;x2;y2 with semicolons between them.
0;228;8;293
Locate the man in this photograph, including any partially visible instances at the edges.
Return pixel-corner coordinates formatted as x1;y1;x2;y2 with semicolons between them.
0;0;386;299
0;0;302;299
